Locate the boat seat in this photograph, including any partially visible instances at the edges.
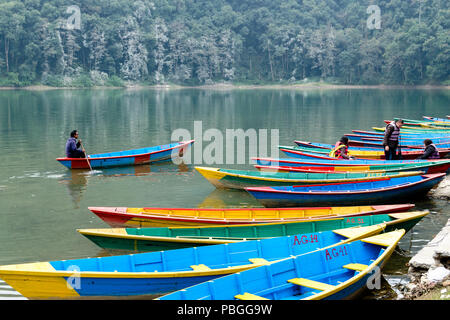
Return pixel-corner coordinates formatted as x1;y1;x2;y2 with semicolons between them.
288;278;335;291
235;292;269;300
190;264;211;271
248;258;270;265
342;263;368;272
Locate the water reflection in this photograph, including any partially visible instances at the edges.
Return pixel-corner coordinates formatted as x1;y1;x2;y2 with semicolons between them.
58;162;193;207
58;170;89;209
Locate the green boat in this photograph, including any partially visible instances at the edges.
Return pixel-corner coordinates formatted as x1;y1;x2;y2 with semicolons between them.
77;211;428;252
195;166;423;190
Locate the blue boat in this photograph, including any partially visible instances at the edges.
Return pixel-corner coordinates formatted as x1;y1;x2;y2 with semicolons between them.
0;226;383;299
56;140;194;169
245;173;445;207
157;229;405;300
279;147;450;160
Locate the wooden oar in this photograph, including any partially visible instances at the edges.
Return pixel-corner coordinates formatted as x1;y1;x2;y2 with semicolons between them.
80;142;92;171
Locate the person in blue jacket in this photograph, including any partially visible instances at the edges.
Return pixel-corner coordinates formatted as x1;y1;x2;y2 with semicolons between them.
65;130;86;158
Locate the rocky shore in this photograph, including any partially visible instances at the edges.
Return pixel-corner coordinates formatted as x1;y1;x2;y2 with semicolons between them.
394;217;450;300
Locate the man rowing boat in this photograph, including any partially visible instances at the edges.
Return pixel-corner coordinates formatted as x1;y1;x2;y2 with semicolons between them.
65;130;86;158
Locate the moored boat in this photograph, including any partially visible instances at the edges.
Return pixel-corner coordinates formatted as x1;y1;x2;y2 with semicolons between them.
56;140;194;169
0;225;384;299
253;157;450;174
88;204;415;227
78;211;428;252
195;166;422;190
280;145;450;160
157;229;405;300
245;173;445;207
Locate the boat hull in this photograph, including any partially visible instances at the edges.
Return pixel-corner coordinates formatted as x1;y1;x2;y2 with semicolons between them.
56;140;194;169
88;204;415;227
195;166;421;190
79;211;428;252
246;174;445;207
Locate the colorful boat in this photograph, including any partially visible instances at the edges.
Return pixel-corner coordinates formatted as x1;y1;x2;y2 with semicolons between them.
56;140;194;169
253;157;450;174
78;211;428;252
372;126;450;133
0;225;384;299
280;145;450;160
296;139;450;150
348;139;450;149
423;116;450;122
346;133;450;143
245;173;445;207
195;166;422;190
351;129;448;138
391;118;450;127
88;204;414;228
157;229;405;300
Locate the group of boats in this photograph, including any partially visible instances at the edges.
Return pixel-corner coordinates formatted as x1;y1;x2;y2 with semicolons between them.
0;115;449;300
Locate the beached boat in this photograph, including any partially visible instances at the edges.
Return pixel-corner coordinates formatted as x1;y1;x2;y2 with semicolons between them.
88;204;414;228
246;173;445;207
195;166;422;190
78;211;428;252
280;145;450;160
0;225;384;299
56;140;194;169
253;157;450;174
157;229;405;300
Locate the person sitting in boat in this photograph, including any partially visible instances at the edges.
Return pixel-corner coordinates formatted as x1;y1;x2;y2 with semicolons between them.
383;119;404;160
329;136;354;159
417;139;440;160
65;130;86;158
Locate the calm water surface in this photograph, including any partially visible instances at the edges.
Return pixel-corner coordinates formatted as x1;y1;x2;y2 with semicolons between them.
0;88;449;299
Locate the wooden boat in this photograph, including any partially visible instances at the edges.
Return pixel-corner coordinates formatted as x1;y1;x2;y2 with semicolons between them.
245;173;445;207
372;126;450;133
0;225;384;299
389;118;450;127
254;163;447;174
253;157;450;174
78;211;428;252
423;116;450;122
157;229;405;300
56;140;194;169
296;139;450;150
280;145;450;160
348;139;450;149
351;129;447;138
195;166;422;190
88;204;414;228
346;133;450;143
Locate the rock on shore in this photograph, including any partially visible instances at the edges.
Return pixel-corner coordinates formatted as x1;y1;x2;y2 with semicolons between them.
395;218;450;299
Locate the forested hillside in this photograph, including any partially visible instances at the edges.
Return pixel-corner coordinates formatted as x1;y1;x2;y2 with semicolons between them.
0;0;448;87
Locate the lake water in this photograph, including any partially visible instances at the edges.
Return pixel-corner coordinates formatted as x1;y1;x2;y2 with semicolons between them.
0;88;449;299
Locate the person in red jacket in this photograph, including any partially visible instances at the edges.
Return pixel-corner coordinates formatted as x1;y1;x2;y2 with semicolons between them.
329;136;354;159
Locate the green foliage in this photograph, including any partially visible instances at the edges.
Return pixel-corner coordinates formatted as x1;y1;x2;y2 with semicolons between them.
0;0;447;86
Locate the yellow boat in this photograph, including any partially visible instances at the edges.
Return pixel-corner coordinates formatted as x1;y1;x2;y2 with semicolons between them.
88;204;415;227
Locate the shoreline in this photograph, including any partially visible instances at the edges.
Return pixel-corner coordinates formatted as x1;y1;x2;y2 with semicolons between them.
0;83;449;91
